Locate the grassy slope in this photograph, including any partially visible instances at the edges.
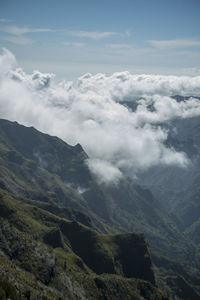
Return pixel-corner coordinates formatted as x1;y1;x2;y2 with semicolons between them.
0;119;199;299
0;188;168;300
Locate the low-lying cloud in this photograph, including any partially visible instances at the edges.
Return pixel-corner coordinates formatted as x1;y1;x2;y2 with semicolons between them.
1;48;200;184
86;159;123;185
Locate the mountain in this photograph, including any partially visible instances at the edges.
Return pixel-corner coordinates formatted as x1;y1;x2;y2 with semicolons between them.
0;118;199;299
123;95;200;241
0;119;169;299
0;187;169;299
134;106;200;233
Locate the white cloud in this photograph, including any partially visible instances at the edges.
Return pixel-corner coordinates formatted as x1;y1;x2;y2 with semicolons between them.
133;95;200;127
0;48;17;76
1;49;200;183
63;42;85;47
67;30;116;40
9;68;55;89
0;25;53;45
1;35;34;45
149;39;200;49
0;25;53;36
86;159;122;185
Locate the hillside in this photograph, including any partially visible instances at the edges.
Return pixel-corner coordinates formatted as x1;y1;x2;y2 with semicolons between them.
0;118;199;299
0;188;168;299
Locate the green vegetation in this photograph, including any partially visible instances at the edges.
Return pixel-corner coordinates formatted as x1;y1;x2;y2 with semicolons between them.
0;276;20;300
0;118;199;299
0;188;168;299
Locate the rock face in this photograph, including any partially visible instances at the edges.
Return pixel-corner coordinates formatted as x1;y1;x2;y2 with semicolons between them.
59;220;155;284
113;233;155;284
43;228;64;248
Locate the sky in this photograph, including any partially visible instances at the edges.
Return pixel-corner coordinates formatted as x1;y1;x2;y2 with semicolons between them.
0;0;200;80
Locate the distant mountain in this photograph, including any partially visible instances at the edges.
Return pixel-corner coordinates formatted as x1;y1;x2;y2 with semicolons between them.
134;104;200;232
123;95;200;232
123;96;200;298
0;118;199;299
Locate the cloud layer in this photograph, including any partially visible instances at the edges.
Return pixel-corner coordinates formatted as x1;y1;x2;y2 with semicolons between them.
1;49;200;183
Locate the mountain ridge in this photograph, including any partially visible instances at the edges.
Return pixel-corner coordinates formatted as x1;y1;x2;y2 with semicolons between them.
0;118;199;299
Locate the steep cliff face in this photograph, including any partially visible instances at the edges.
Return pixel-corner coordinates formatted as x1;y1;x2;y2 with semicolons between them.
0;189;166;299
59;220;155;284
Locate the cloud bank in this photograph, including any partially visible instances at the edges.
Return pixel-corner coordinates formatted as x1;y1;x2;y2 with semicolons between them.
1;49;200;183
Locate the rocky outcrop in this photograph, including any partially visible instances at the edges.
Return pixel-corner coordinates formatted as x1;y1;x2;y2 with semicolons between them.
43;228;64;248
59;220;155;284
0;189;168;299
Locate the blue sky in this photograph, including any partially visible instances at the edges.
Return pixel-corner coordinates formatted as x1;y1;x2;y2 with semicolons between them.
0;0;200;80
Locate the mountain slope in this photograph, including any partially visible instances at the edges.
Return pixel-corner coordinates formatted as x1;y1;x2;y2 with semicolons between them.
0;188;168;300
0;118;199;299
